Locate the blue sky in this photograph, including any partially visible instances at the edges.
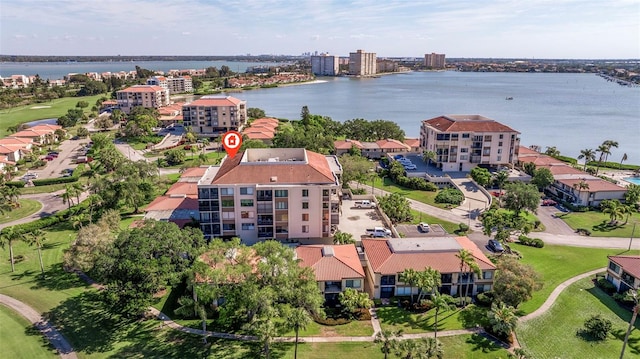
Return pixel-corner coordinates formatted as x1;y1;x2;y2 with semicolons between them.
1;0;639;59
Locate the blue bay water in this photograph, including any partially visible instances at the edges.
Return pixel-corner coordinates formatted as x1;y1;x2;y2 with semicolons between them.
2;61;638;163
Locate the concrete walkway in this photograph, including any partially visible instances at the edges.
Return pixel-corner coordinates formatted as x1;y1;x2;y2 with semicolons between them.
0;294;78;359
0;190;89;230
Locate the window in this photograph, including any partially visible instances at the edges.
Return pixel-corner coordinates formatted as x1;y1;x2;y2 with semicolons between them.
498;141;503;147
462;133;470;139
302;202;309;209
221;199;234;207
240;199;254;207
499;134;504;139
222;212;235;219
241;211;254;219
441;273;453;283
302;225;309;233
482;271;493;280
220;188;234;196
346;279;361;288
476;284;491;293
381;275;396;285
460;148;468;153
222;223;235;231
609;262;621;273
275;201;288;210
241;223;255;230
302;213;309;221
460;155;468;160
275;190;288;197
484;135;492;141
396;287;412;296
497;149;503;154
497;156;502;162
240;187;254;195
302;189;309;197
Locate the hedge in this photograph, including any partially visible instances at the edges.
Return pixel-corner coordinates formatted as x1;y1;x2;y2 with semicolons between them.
517;235;545;248
32;176;79;186
5;181;26;188
551;154;578;165
587;161;640;171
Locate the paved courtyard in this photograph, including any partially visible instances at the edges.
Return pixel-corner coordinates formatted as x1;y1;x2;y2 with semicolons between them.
339;199;386;241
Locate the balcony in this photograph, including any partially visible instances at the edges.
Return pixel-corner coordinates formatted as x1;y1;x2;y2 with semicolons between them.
257;195;273;201
324;282;342;293
258;231;274;238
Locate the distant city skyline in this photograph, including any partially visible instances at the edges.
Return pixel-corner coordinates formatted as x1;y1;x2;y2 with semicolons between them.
1;0;639;59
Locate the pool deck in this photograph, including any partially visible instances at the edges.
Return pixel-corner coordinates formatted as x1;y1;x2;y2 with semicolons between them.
600;169;640;187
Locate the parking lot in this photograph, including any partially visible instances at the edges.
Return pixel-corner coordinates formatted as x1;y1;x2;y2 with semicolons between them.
339;199;387;241
28;137;89;180
395;223;448;237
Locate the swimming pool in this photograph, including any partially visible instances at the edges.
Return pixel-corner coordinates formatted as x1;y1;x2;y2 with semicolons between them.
623;177;640;185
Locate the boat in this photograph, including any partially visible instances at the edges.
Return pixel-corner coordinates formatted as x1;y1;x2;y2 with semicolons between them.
505;96;513;100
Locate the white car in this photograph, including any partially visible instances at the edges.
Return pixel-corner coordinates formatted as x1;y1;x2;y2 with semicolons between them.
403;164;417;170
418;223;430;232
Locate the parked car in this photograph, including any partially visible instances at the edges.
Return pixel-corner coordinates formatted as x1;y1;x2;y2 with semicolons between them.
354;200;376;209
397;158;412;163
47;152;59;158
542;199;557;206
488;239;504;252
21;173;38;181
418;223;430;232
44;155;55;161
48;151;59;155
394;154;405;160
366;227;392;237
403;164;417;170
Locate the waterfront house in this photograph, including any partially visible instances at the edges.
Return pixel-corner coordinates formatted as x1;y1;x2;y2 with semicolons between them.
420;115;520;172
295;244;366;304
361;236;495;299
607;255;640;292
334;139;364;156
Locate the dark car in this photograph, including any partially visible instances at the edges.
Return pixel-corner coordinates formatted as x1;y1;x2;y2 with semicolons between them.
488;239;504;252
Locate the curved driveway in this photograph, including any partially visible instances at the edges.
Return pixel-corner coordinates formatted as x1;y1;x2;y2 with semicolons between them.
0;294;77;359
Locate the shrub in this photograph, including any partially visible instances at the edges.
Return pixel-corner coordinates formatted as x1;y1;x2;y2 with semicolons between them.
596;278;617;295
456;223;470;234
476;291;495;307
518;235;545;248
576;228;592;236
32;176;79;186
351;188;367;195
434;188;465;205
5;181;26;188
578;315;612;341
313;314;350;326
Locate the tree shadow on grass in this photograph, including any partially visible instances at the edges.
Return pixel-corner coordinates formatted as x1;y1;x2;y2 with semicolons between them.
43;291;133;354
611;328;640;357
592;220;624;233
24;321;58;355
465;333;503;354
41;242;62;250
457;305;490;328
376;307;431;331
30;263;90;291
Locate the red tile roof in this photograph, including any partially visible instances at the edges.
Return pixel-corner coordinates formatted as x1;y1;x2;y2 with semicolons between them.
30;124;62;132
179;167;208;179
119;85;166;93
165;182;198;197
519;155;565;167
362;237;495;275
185;96;243;107
376;139;411;150
423;115;519;133
517;146;540;156
404;138;420;148
558;178;626;192
245;132;275;140
296;245;365;281
334;139;363;150
145;196;198;211
209;149;336;185
0;137;32;145
0;145;20;154
609;255;640;279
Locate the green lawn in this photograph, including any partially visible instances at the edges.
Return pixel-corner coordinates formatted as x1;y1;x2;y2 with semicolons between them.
406;209;460;233
377;304;489;334
0;199;42;224
369;177;450;209
0;304;59;359
514;243;640;314
0;94;105;136
557;211;640;238
518;277;640;359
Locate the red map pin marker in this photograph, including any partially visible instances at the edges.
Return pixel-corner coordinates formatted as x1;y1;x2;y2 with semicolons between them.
222;131;242;159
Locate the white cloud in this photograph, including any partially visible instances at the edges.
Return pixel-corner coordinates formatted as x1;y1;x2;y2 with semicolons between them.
181;32;191;36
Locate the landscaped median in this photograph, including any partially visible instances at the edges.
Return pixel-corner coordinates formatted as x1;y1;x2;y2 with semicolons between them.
556;211;640;238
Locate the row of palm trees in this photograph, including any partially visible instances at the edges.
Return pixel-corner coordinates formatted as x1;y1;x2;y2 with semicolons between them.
578;139;626;175
0;226;47;275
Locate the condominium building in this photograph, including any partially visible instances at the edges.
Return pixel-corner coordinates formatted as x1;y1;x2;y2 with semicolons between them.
424;53;446;69
147;75;193;94
311;54;340;76
349;49;377;76
116;85;170;114
197;148;342;244
420;115;520;172
182;96;247;138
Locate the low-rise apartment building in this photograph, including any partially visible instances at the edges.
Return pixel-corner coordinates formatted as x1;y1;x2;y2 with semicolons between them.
362;237;496;299
182;96;247;138
607;255;640;292
420;115;520;172
296;244;366;304
147;75;193;94
197;148;342;244
116;85;170;114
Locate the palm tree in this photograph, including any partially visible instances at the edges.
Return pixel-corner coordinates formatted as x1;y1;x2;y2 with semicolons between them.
577;148;596;171
603;200;625;225
62;184;77;209
544;146;560;157
416;267;441;303
285;307;312;359
0;226;26;272
174;295;209;343
374;329;403;359
596;144;610;175
392;338;427;359
26;229;46;276
621;204;635;225
488;303;518;339
620;288;639;359
602;140;619;164
200;138;210;154
493;170;509;207
423;337;444;359
620;153;628;169
429;293;456;339
422;150;436;167
456;249;474;306
72;182;84;205
399;268;420;304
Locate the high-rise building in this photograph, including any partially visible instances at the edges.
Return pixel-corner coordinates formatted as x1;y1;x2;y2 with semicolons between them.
311;54;340;76
349;50;377;76
116;85;170;114
147;75;193;94
182;96;247;138
424;53;446;69
420;115;520;172
197;148;342;244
